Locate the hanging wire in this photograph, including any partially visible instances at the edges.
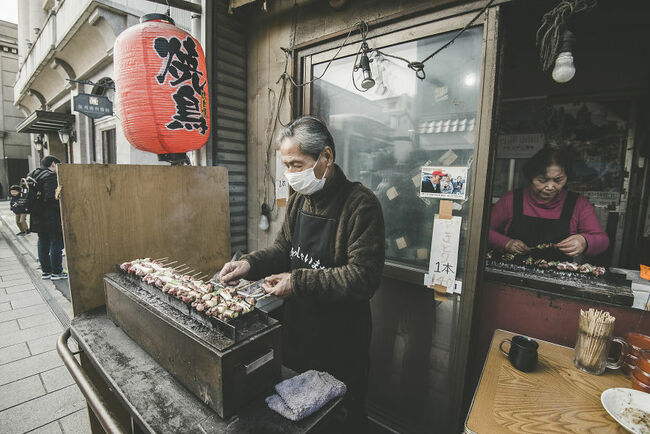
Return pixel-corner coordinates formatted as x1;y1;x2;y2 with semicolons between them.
536;0;598;72
260;0;496;213
373;0;496;79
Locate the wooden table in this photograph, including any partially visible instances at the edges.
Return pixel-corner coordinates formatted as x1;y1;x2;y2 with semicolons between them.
465;329;631;433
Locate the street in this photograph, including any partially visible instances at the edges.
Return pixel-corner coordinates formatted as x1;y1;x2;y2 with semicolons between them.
0;203;90;433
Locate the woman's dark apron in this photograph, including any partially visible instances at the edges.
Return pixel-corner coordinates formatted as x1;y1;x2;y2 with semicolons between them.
284;181;371;426
508;189;578;261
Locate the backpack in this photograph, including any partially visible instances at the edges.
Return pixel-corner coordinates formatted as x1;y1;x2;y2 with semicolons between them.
19;170;49;212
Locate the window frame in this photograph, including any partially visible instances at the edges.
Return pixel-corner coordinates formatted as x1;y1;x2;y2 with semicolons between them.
295;8;498;286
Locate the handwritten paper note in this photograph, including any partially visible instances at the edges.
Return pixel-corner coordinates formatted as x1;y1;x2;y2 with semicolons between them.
275;151;288;207
427;216;462;293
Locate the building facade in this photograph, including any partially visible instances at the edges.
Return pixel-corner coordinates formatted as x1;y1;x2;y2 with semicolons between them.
13;0;195;168
0;19;29;197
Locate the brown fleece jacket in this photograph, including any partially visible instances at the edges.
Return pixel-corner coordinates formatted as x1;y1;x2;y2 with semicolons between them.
241;164;385;303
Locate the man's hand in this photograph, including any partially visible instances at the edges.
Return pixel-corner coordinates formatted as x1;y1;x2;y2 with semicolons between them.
218;260;250;285
556;235;587;257
505;239;530;255
262;273;292;298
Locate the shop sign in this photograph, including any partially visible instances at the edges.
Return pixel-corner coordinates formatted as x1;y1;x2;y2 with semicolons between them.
497;133;544;159
74;93;113;119
425;215;462;293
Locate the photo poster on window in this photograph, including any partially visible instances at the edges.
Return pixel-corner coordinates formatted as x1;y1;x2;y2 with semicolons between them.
424;215;462;294
275;150;289;207
419;166;468;199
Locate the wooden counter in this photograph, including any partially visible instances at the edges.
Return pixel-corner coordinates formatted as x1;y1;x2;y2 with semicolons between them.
465;329;631;433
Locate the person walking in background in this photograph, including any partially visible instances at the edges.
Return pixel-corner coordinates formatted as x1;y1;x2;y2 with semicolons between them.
29;156;67;280
9;185;29;235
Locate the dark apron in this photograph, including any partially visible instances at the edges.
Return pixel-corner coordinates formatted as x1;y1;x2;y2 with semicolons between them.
508;189;578;261
284;182;371;426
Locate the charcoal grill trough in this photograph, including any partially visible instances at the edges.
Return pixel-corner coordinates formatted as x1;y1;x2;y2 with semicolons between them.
104;266;282;419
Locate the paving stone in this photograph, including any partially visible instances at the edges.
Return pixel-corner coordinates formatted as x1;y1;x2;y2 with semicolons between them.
1;323;62;350
0;272;30;282
5;282;37;294
40;366;75;393
11;294;46;309
27;333;61;355
0;304;51;322
18;312;57;330
1;319;20;333
0;289;39;304
0;385;84;434
0;278;33;289
0;375;46;411
0;350;63;386
0;302;10;312
58;409;91;434
0;342;30;365
29;421;63;434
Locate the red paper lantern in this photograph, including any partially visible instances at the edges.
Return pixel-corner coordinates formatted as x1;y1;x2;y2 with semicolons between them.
114;14;210;162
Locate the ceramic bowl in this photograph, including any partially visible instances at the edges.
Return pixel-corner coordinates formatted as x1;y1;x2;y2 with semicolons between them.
601;388;650;432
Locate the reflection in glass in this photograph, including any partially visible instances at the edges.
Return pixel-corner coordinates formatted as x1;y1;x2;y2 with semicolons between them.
312;26;484;270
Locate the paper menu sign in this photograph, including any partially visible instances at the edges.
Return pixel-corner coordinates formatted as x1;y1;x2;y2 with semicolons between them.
275;150;289;207
427;216;462;293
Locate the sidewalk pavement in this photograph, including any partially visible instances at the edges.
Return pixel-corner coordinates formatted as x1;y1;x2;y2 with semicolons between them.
0;203;91;434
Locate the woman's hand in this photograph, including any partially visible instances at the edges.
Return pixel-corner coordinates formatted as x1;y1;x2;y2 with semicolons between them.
505;239;530;255
556;235;587;257
262;273;293;298
218;260;250;285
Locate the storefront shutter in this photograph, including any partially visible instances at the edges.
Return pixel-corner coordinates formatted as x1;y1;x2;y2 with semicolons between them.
211;0;248;255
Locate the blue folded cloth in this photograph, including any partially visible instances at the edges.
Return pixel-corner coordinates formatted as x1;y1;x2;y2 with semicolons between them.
266;370;346;421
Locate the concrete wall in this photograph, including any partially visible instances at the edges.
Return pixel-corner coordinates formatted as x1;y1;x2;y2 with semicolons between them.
0;20;30;196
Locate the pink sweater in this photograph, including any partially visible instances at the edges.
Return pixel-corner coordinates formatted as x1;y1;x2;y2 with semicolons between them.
489;188;610;256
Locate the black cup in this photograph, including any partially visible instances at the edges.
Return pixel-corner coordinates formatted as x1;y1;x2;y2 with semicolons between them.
499;335;539;372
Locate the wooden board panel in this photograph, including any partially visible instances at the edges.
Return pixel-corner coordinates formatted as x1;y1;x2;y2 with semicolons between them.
58;164;231;316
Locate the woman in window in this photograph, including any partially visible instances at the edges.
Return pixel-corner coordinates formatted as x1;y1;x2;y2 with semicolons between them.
489;148;609;260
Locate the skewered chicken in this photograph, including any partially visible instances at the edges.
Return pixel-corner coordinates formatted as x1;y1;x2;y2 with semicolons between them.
119;258;255;322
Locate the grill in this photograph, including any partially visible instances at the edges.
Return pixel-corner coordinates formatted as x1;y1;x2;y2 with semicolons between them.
484;251;634;306
104;271;282;418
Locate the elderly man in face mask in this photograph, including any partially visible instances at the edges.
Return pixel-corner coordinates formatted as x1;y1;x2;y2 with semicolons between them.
219;116;385;432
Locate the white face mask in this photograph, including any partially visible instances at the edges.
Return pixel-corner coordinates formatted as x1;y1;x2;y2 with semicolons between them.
284;154;328;195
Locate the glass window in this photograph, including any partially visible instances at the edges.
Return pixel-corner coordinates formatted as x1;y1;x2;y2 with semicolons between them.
311;26;484;271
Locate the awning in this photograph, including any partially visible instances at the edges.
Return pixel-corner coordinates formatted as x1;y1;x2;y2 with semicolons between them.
16;110;75;134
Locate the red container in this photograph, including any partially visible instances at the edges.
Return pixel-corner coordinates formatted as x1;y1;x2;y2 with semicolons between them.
631;376;650;393
114;13;210;158
622;333;650;376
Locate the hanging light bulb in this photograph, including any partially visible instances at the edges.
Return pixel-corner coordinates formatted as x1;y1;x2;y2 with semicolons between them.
258;203;270;231
355;42;375;90
552;29;576;83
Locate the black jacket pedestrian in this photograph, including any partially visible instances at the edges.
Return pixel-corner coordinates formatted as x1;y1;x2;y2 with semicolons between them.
28;168;61;234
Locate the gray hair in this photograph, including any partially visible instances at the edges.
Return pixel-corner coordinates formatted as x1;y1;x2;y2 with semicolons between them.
277;116;336;160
